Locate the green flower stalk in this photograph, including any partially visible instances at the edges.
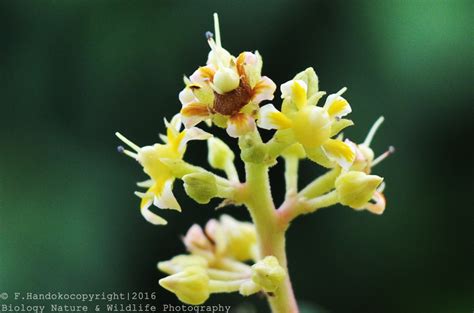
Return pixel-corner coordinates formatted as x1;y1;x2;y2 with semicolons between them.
116;13;393;313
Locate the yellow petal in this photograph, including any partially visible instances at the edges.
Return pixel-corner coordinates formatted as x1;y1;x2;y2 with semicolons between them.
305;146;334;168
180;103;210;128
322;139;355;170
281;80;307;110
138;196;167;225
154;179;181;212
190;66;215;84
252;76;276;104
323;90;351;119
257;104;292;130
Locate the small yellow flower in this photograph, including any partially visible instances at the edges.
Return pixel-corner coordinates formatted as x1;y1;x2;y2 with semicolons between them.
257;68;355;169
179;13;276;137
348;116;395;174
116;114;210;225
341;116;394;214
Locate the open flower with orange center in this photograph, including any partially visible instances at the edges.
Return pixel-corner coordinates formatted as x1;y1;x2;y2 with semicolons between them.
115;114;211;225
179;14;276;137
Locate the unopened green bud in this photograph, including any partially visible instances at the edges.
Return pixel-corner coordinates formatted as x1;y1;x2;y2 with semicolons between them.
251;256;286;293
159;266;210;305
207;137;235;170
335;171;383;209
183;172;218;204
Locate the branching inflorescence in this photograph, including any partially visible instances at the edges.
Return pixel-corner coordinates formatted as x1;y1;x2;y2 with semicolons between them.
116;13;393;313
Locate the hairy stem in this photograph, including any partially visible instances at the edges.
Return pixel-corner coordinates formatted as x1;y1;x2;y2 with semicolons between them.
244;162;299;313
284;156;299;199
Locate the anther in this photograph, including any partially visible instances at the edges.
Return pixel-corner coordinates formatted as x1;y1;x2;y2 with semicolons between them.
205;31;214;40
117;145;125;153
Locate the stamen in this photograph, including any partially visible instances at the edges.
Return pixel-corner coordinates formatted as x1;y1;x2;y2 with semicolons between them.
123;149;138;159
213;13;221;47
372;145;395;167
207;38;221;65
206;14;228;71
363;116;384;146
117;145;138;159
115;132;140;152
337;86;348;96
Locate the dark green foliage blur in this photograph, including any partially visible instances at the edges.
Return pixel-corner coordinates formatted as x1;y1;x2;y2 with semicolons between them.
0;1;472;312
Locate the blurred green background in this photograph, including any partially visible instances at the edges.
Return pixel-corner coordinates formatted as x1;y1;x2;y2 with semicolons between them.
0;1;472;312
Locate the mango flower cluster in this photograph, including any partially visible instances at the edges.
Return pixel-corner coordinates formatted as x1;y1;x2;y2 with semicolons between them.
116;13;393;312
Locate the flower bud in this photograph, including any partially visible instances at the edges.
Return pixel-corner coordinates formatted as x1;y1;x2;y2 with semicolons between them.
207;137;235;171
158;254;208;275
251;256;286;293
213;68;240;93
335;171;383;209
206;215;257;262
159;266;210;305
292;106;331;148
239;280;261;296
183;172;218;204
183;224;213;252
